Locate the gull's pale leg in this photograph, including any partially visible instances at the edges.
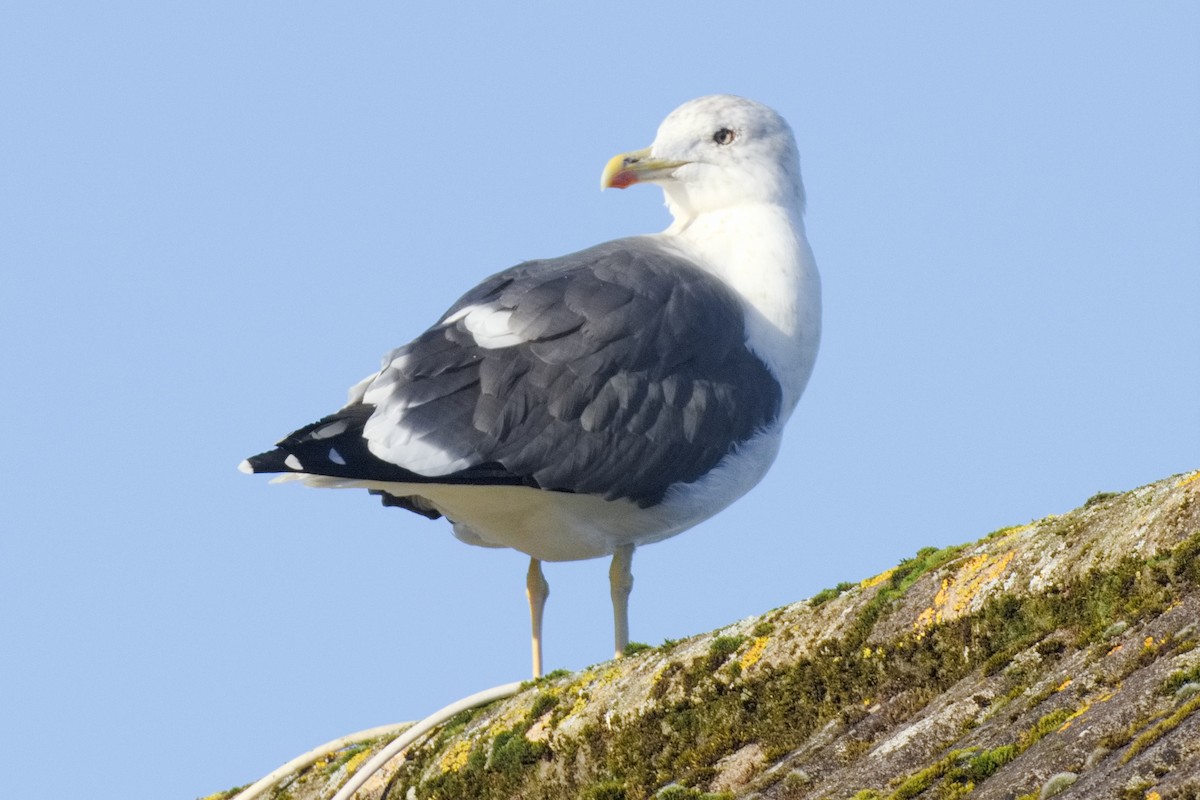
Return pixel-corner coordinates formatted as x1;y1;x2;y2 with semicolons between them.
526;557;550;678
610;544;635;659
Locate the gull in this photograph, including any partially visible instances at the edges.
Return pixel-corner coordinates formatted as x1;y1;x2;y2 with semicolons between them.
240;94;821;677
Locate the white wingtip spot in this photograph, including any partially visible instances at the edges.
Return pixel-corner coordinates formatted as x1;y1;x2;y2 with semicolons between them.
329;447;346;466
312;420;350;440
238;459;254;474
284;454;303;470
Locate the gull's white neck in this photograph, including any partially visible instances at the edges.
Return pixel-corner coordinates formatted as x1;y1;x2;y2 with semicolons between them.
657;202;822;413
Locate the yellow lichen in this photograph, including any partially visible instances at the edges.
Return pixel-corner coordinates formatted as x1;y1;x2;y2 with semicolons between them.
439;739;473;773
992;523;1033;540
914;550;1017;633
594;664;622;687
1055;679;1072;692
860;567;896;590
1058;687;1119;731
553;670;599;723
342;748;371;775
1175;470;1200;488
740;636;770;670
1057;702;1090;731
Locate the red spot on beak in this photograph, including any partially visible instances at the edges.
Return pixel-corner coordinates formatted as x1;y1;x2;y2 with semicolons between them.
607;170;639;190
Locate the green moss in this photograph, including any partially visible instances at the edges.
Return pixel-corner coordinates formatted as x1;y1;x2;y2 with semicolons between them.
528;691;559;720
521;668;571;690
985;524;1025;540
810;581;855;606
752;621;776;637
1121;691;1200;763
883;719;1070;800
1084;491;1120;507
810;586;841;606
324;741;371;772
1024;708;1074;745
885;745;1022;799
844;543;970;650
388;524;1199;800
654;787;733;799
959;743;1018;781
888;749;963;799
624;641;654;656
1172;531;1200;583
582;780;627;800
491;729;550;772
1161;663;1200;694
708;636;745;659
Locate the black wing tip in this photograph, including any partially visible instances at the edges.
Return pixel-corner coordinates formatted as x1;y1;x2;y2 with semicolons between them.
238;448;293;475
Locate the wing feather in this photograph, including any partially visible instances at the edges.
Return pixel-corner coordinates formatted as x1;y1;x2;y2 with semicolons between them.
247;237;782;508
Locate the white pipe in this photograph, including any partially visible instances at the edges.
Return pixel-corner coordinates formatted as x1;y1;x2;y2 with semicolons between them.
231;722;414;800
330;681;524;800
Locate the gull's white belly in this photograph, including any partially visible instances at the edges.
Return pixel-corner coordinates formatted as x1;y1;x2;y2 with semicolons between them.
292;425;783;562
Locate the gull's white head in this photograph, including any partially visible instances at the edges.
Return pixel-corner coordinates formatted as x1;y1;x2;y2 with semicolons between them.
601;94;804;222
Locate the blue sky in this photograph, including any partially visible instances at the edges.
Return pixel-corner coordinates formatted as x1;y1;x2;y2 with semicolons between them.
1;3;1197;798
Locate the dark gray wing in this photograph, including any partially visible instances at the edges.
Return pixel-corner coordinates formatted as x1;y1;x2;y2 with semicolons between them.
245;237;781;509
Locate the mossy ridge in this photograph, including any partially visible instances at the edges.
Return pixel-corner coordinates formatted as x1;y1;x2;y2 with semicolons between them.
386;685;569;800
810;581;856;607
839;705;1126;800
845;543;970;649
1120;691;1200;764
387;532;1198;800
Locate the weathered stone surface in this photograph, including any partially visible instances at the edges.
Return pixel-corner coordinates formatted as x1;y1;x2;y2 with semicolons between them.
203;469;1200;800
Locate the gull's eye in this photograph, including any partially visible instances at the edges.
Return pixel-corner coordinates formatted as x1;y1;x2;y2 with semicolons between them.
713;128;736;146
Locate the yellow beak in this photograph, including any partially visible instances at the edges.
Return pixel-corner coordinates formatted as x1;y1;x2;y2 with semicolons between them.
600;147;689;190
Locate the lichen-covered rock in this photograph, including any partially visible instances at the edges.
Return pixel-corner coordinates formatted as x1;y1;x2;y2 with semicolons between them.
205;470;1200;800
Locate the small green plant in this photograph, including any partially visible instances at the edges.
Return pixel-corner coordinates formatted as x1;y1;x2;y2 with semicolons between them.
489;729;549;773
1024;708;1074;745
1161;663;1200;694
521;668;570;690
1038;771;1077;798
1171;531;1200;583
1175;682;1200;702
708;636;745;659
1102;621;1129;639
1084;491;1119;507
810;581;856;606
527;691;558;720
623;641;653;656
888;749;961;799
961;743;1018;781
